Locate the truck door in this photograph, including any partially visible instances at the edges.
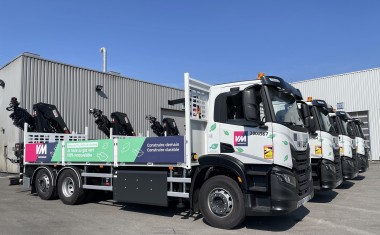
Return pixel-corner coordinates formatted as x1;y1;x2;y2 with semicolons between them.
209;85;274;164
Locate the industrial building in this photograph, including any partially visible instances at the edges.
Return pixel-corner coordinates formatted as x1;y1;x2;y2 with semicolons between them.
292;68;380;161
0;53;184;173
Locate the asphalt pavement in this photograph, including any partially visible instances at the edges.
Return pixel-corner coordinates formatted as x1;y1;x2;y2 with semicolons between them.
0;163;379;235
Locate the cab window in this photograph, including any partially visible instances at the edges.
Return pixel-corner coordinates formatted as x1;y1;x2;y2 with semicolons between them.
214;86;264;125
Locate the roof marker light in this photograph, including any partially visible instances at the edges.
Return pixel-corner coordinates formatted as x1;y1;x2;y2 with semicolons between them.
257;72;265;80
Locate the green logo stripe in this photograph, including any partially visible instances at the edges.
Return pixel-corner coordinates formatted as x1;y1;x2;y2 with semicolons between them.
65;139;114;162
118;138;146;162
51;142;63;162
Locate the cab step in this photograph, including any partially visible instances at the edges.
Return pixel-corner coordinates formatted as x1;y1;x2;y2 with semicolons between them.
248;186;267;192
246;170;268;176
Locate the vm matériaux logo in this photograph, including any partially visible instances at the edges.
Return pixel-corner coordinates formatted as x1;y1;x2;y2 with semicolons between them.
36;144;47;155
234;131;248;146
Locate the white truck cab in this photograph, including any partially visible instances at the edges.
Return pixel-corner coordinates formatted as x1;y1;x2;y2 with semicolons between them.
329;111;359;179
297;99;342;190
351;118;369;172
188;73;314;224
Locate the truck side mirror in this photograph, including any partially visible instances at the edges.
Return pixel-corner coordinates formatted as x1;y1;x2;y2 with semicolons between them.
307;117;317;133
299;103;317;133
303;116;311;128
299;103;310;119
242;88;259;122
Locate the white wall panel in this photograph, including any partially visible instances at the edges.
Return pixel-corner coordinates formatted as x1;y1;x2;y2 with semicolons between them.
292;68;380;160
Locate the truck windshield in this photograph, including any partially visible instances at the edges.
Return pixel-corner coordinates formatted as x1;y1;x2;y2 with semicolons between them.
341;119;354;137
315;107;334;133
354;122;365;138
268;87;303;126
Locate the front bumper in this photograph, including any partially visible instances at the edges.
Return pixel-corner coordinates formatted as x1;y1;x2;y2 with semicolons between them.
311;156;343;191
341;156;359;179
357;154;368;173
245;166;314;216
319;159;343;190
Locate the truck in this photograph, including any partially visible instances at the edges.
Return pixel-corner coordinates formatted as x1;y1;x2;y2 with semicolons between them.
297;98;343;190
329;111;359;179
351;118;369;172
11;73;314;229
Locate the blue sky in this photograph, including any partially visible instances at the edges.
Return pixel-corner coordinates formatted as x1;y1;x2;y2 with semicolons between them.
1;1;380;88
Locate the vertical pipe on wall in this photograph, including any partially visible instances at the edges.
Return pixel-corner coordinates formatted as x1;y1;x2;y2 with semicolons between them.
100;47;107;73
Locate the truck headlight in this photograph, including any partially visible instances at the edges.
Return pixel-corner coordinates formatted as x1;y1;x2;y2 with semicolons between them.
274;172;297;187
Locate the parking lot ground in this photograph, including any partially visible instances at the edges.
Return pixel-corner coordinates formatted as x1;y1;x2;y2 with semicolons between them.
1;163;379;235
0;172;17;178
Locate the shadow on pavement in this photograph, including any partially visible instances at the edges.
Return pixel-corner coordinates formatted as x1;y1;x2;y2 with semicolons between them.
243;206;310;231
87;193;196;220
351;175;365;181
309;190;338;203
118;202;188;218
335;180;355;189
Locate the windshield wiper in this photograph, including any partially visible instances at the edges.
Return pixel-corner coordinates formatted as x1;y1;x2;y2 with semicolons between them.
327;128;337;134
282;121;297;126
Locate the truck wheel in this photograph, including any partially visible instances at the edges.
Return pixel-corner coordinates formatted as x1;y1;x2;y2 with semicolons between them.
57;170;85;205
35;169;55;200
199;175;245;229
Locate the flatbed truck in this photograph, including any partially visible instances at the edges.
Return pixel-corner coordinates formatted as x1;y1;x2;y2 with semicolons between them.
17;73;314;229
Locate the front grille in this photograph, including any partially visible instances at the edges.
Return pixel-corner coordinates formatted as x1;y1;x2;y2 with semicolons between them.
292;148;311;196
352;149;359;172
365;149;370;168
333;149;343;181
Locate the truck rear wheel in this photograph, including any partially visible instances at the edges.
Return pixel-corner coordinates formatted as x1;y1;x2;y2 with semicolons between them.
57;170;85;205
199;175;245;229
35;169;55;200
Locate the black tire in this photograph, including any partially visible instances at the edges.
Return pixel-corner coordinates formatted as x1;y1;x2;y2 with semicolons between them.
35;169;55;200
57;170;85;205
199;175;245;229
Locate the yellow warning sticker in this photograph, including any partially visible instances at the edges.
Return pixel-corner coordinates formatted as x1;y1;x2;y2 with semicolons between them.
264;146;273;159
339;147;343;154
315;146;322;155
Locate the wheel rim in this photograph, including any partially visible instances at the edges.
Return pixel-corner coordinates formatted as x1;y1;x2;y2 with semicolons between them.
208;188;233;217
62;177;75;197
38;174;50;193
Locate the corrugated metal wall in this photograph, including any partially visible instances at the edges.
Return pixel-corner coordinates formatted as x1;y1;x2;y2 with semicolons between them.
20;55;184;139
292;68;380;160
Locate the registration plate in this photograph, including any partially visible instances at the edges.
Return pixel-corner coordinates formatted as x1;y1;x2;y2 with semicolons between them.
297;194;312;208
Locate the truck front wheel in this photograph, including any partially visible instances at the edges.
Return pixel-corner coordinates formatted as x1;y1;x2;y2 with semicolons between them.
35;169;55;200
199;175;245;229
57;170;85;205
